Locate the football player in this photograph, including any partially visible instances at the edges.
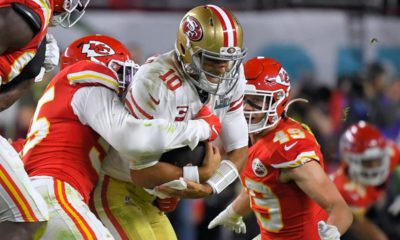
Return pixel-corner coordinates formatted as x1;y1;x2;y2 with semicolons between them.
332;121;400;240
0;0;89;238
0;0;90;110
91;4;249;240
21;34;221;239
208;57;353;240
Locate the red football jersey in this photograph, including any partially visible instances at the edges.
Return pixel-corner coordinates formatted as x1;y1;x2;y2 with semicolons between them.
241;118;328;240
0;0;53;84
22;61;119;203
333;140;400;215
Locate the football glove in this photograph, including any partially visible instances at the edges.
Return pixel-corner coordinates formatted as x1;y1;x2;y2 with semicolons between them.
208;204;246;234
318;221;340;240
388;195;400;216
195;105;221;142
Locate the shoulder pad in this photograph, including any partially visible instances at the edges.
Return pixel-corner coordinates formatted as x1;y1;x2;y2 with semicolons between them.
66;61;119;93
270;137;321;169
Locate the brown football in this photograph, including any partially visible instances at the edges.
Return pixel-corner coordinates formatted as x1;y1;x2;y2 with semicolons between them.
159;142;206;167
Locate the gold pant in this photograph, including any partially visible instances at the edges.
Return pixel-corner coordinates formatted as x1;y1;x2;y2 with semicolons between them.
91;174;177;240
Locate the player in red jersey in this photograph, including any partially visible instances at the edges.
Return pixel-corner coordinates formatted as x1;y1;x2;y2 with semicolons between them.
0;1;89;238
0;0;90;110
208;57;353;240
21;34;221;239
332;121;400;240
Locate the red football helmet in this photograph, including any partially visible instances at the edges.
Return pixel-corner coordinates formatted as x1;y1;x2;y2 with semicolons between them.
52;0;90;28
339;121;390;186
61;34;139;90
243;57;290;133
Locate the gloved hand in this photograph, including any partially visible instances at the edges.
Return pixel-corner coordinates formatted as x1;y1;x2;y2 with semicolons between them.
43;33;59;72
195;105;221;142
208;204;246;234
154;197;180;213
388;195;400;216
318;221;340;240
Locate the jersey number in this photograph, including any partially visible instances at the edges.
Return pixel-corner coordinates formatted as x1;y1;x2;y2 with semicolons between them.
245;178;284;232
22;87;55;156
273;128;306;144
159;69;183;91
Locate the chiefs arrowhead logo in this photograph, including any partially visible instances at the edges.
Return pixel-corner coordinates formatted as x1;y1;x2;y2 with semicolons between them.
82;40;115;58
182;16;203;41
252;158;268;177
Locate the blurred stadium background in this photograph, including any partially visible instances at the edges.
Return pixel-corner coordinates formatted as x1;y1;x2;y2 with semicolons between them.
1;0;400;239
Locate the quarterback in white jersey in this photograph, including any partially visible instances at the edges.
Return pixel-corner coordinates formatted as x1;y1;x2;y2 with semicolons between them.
91;5;249;240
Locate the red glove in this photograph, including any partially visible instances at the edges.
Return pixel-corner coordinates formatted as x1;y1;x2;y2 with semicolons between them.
195;106;221;142
154;197;180;213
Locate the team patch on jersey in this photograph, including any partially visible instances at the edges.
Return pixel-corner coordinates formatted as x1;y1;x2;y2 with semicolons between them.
252;158;268;177
82;40;116;58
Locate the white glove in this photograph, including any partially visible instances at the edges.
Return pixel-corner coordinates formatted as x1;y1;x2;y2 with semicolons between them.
388;195;400;216
318;221;340;240
145;178;187;199
43;33;59;72
208;204;246;234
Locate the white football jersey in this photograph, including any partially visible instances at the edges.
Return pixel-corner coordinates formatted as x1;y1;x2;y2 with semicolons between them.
102;50;248;181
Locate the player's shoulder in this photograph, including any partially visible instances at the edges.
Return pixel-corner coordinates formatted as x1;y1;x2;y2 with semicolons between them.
65;60;119;92
269;119;322;168
133;51;187;96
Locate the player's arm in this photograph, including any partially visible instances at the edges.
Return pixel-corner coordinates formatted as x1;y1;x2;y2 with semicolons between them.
0;6;34;54
0;76;34;111
349;213;388;240
205;93;248;194
130;141;221;188
208;188;250;233
280;160;353;235
71;86;217;158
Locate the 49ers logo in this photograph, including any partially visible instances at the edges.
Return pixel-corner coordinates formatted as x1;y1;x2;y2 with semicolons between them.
81;40;115;58
182;16;203;41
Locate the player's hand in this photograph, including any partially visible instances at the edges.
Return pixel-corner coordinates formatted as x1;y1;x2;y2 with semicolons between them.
198;142;221;182
195;106;221;142
44;33;60;72
318;221;340;240
388;195;400;216
154;197;180;213
208;204;246;234
154;180;213;199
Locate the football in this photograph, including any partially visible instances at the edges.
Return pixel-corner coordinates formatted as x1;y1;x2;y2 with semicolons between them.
159;142;206;167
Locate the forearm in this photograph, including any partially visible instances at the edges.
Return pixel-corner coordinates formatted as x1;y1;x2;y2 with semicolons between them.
326;200;354;235
350;215;388;240
130;161;183;188
226;146;248;172
232;188;252;216
0;78;33;111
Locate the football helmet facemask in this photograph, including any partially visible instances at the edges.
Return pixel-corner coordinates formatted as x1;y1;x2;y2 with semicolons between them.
339;121;390;186
175;5;246;96
60;34;139;91
52;0;90;28
243;57;290;133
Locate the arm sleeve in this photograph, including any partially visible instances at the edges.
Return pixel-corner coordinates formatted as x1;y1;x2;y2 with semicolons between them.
71;86;210;156
220;69;248;152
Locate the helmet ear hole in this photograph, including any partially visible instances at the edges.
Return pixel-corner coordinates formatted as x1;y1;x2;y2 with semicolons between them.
180;44;186;55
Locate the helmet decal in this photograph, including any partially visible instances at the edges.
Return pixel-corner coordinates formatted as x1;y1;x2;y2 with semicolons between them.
82;40;116;58
244;57;291;133
183;16;203;42
207;5;237;47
